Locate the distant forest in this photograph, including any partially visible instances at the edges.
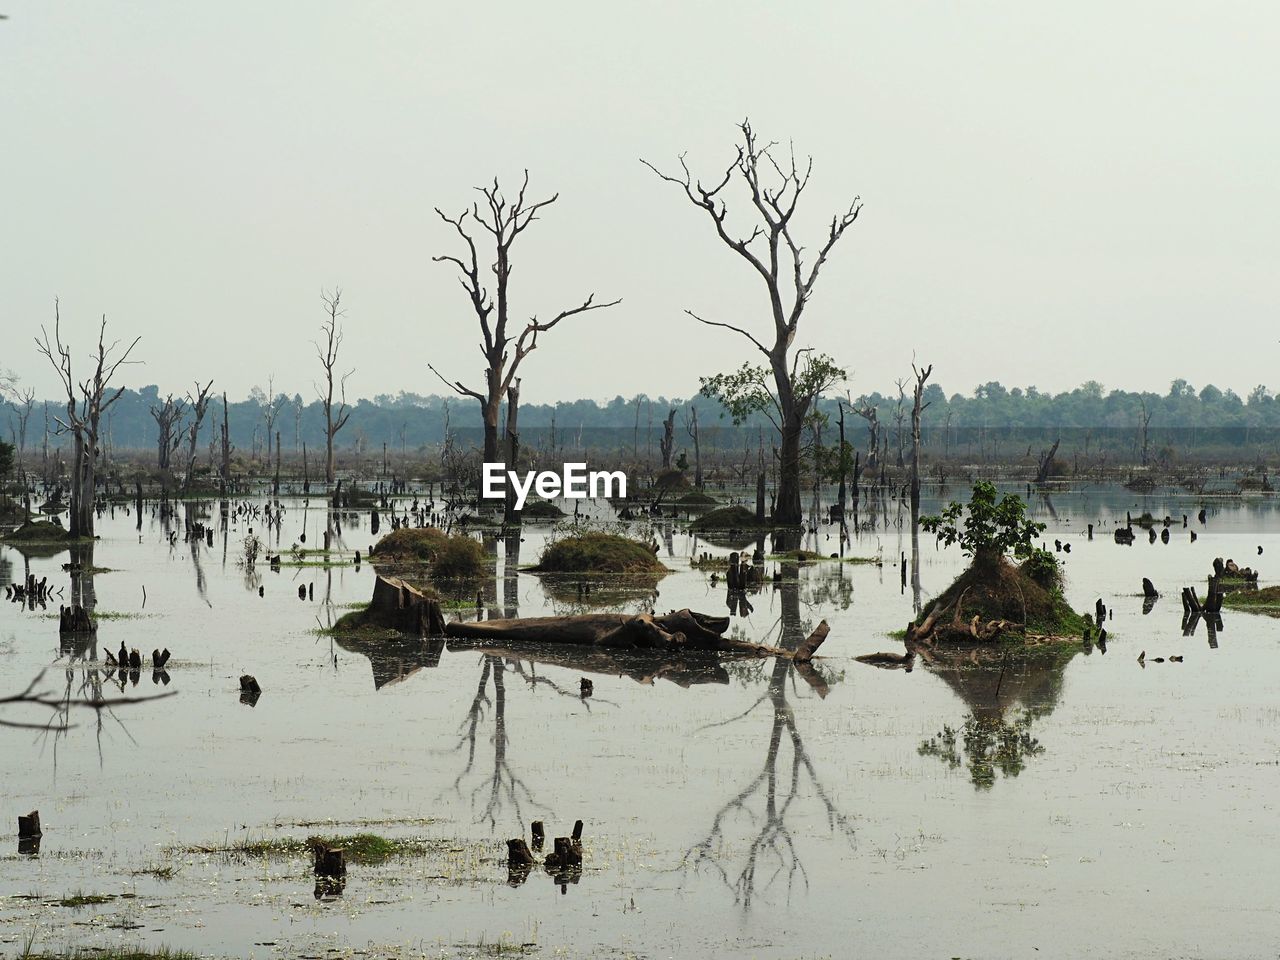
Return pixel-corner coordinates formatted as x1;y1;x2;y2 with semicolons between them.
4;378;1280;464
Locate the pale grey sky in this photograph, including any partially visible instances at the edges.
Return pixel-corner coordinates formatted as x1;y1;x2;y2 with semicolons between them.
2;2;1276;405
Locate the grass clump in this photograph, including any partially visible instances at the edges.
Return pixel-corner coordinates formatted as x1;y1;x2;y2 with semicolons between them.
371;527;488;579
1;520;73;543
189;832;429;865
23;952;193;960
1222;585;1280;614
521;499;565;519
674;490;718;507
55;892;115;908
534;532;666;574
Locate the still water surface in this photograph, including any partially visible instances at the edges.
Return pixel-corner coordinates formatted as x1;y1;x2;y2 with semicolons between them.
1;484;1278;958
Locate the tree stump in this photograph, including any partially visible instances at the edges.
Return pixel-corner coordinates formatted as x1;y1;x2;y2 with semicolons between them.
17;811;41;839
1142;578;1158;598
506;838;536;867
531;821;545;852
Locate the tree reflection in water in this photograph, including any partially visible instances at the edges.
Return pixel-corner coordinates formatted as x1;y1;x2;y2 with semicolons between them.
915;646;1077;789
440;654;543;830
684;572;855;908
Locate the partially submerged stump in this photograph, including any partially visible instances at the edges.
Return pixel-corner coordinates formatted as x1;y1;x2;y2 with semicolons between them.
366;575;447;635
18;811;42;839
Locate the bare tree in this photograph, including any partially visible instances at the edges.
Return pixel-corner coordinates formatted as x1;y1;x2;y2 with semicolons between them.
643;120;860;526
429;172;620;465
893;378;908;469
315;289;353;486
685;403;703;489
910;363;933;511
150;394;186;471
260;375;286;463
1138;395;1154;466
181;380;214;495
659;407;677;471
5;384;36;518
854;400;881;470
35;303;140;538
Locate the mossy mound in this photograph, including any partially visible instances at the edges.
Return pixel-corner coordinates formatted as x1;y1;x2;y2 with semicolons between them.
690;505;769;530
370;527;488;579
522;499;566;519
1;520;73;543
1222;585;1280;616
674;490;718;507
654;469;690;493
534;532;666;574
916;554;1087;643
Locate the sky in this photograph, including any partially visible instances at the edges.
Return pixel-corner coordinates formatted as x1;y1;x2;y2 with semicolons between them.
1;2;1277;406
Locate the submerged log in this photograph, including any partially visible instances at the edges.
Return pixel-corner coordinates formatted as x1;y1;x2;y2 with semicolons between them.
445;607;808;658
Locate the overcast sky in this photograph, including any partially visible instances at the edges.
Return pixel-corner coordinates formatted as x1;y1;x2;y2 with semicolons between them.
2;2;1276;406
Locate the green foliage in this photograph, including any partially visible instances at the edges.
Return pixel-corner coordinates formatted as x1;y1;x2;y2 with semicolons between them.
1022;548;1060;588
920;481;1045;560
535;532;666;574
371;527;488;579
699;353;846;429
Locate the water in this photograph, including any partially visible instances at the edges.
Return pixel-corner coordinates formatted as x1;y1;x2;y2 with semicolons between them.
2;484;1279;958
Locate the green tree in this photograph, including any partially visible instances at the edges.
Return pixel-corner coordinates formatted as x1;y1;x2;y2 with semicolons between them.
920;481;1045;565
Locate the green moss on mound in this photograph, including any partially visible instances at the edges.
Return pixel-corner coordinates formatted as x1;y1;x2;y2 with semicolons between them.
522;499;566;519
674;490;718;507
370;527;487;579
1222;585;1280;614
534;532;666;574
1;520;72;542
689;505;770;530
916;554;1087;642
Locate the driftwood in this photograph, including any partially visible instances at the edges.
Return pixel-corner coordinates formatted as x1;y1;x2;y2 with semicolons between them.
446;607;829;660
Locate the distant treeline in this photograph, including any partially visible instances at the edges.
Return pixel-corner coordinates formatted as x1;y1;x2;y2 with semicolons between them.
4;378;1280;462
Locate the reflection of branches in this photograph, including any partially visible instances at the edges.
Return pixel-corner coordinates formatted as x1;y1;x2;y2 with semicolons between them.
1;669;175;732
684;658;855;907
436;655;544;830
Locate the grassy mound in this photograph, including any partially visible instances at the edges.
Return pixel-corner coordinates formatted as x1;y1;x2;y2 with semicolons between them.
690;505;769;530
675;490;718;507
534;532;666;574
370;527;487;579
916;554;1087;642
1;520;71;542
522;499;566;519
654;469;690;493
1222;585;1280;615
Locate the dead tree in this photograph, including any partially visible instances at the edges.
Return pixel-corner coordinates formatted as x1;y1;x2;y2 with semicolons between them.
150;394;186;471
181;380;214;494
429;172;620;465
910;363;933;511
1035;438;1061;484
35;303;140;539
219;391;233;483
893;378;908;469
659;408;677;470
643;120;860;526
5;385;36;519
685;403;703;488
854;400;880;471
315;289;353;486
1138;396;1153;467
260;375;286;465
504;378;521;524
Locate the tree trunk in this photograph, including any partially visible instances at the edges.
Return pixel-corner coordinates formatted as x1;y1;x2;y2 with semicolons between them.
774;409;804;527
504;381;521;524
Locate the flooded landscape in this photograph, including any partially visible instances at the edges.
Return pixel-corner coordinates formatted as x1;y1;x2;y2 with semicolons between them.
4;483;1280;959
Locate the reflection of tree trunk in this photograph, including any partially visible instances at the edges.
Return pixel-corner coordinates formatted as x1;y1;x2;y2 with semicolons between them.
69;543;96;614
503;531;520;619
910;503;922;615
686;575;854;906
483;534;499;616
